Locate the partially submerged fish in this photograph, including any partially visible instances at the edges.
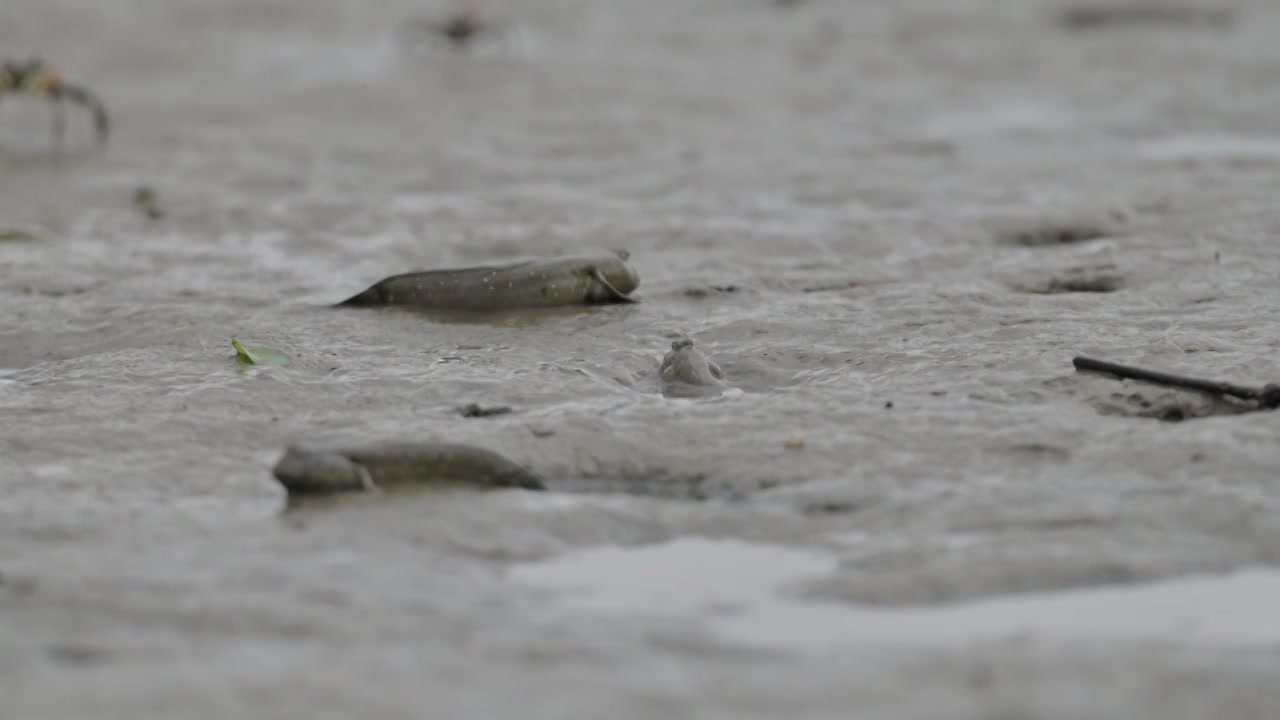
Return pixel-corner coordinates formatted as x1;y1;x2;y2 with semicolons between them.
272;441;546;495
659;339;725;397
337;250;640;311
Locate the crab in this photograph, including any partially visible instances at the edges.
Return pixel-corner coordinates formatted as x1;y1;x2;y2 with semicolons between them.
0;57;109;148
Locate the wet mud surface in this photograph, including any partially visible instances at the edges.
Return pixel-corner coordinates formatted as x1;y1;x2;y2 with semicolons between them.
3;0;1280;718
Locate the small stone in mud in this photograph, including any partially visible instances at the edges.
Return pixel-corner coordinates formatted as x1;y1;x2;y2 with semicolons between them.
802;279;862;293
132;186;164;220
437;15;487;44
783;434;806;450
0;225;42;241
47;644;108;667
459;403;512;418
999;223;1109;247
1058;4;1233;30
1017;263;1125;294
402;0;507;49
528;425;555;438
684;285;738;298
884;401;894;409
991;208;1132;247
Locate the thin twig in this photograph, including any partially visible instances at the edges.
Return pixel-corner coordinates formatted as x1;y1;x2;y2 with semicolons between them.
1072;356;1280;409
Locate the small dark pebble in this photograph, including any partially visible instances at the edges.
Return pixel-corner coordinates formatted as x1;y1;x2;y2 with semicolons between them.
459;403;513;418
802;500;864;515
132;186;165;220
47;644;108;667
441;16;481;42
425;13;506;47
1059;5;1233;30
884;401;894;409
684;285;738;298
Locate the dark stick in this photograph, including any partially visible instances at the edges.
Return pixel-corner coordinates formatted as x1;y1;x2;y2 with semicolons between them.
458;403;512;418
1072;356;1280;409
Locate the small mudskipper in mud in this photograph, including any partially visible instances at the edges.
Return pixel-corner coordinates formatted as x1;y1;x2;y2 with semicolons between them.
1073;356;1280;410
336;251;640;312
272;441;546;496
0;57;109;149
659;339;728;399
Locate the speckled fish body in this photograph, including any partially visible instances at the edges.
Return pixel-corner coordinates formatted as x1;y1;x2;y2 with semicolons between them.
337;251;639;310
272;441;547;495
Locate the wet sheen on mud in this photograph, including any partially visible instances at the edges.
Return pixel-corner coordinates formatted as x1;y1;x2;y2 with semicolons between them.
4;0;1280;719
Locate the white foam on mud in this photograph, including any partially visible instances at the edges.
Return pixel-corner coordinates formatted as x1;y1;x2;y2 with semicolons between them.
509;537;1280;652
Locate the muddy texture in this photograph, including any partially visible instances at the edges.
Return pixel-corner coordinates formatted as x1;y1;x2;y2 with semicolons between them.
4;0;1280;719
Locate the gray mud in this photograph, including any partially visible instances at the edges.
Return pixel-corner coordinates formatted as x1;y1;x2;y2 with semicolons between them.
4;0;1280;718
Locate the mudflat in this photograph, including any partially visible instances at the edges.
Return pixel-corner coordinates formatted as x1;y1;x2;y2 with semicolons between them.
3;1;1280;718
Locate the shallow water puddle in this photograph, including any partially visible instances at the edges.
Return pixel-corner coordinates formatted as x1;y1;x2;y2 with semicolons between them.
509;538;1280;651
509;538;835;617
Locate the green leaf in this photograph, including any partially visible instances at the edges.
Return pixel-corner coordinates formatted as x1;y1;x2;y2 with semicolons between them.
231;339;290;366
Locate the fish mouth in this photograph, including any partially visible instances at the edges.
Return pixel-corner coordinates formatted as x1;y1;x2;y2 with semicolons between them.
586;254;641;303
271;450;307;483
272;450;368;493
335;283;387;307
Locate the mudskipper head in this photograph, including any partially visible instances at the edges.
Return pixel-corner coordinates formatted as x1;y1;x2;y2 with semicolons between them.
272;447;367;494
585;250;640;303
336;280;391;307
